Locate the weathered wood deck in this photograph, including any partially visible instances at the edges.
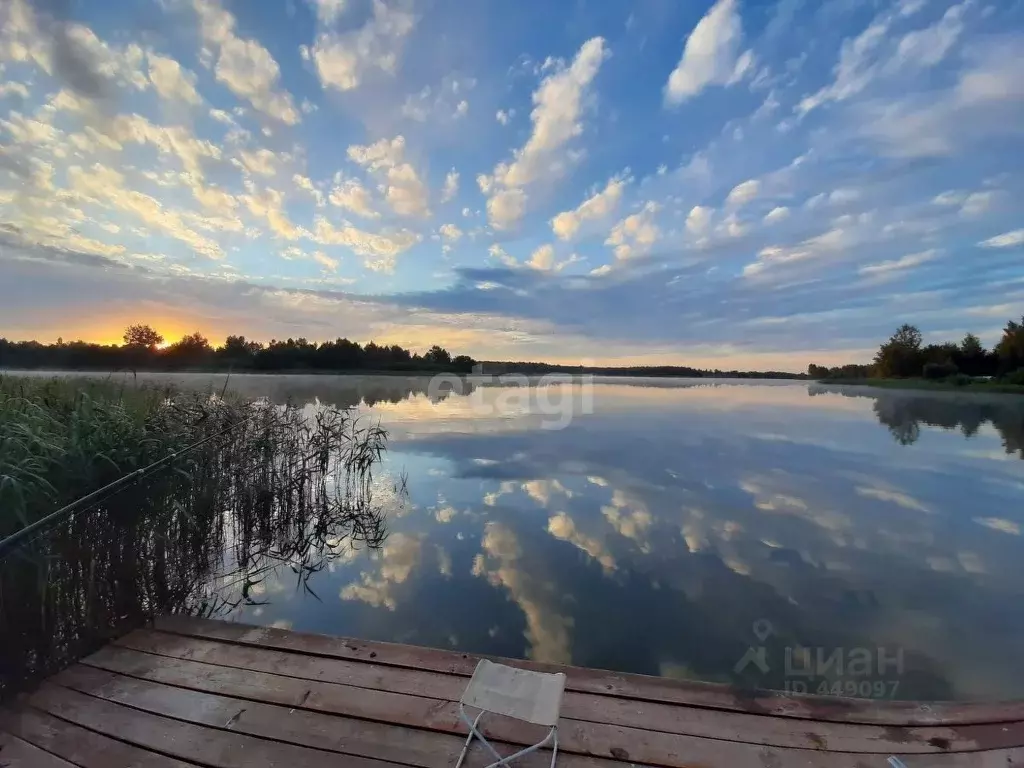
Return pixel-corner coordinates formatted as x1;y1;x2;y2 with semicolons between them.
3;616;1024;768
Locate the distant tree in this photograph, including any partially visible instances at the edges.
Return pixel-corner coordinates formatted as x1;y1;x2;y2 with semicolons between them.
424;345;452;366
123;324;163;349
995;316;1024;374
954;333;993;377
452;354;476;373
874;324;924;378
165;332;212;366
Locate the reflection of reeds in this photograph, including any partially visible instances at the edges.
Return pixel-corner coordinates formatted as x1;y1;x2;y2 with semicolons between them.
0;376;398;700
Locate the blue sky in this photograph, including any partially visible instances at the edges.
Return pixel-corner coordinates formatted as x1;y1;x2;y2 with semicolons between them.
0;0;1022;368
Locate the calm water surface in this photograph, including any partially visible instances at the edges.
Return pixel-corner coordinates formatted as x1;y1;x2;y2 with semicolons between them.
19;372;1024;700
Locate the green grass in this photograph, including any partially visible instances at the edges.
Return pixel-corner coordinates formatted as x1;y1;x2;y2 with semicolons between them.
818;377;1024;394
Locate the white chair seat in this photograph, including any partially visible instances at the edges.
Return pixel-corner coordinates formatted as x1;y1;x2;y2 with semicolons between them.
461;659;566;727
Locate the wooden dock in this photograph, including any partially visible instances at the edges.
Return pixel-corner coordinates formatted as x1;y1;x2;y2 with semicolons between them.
3;616;1024;768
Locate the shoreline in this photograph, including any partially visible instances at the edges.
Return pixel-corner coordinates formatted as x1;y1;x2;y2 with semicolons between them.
819;377;1024;395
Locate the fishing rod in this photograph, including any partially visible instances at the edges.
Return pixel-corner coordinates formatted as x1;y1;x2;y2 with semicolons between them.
0;412;257;559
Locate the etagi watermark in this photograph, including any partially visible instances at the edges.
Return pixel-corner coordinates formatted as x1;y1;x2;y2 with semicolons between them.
424;368;595;430
735;620;904;698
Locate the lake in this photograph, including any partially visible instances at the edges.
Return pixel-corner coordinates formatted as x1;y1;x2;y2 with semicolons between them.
9;371;1024;701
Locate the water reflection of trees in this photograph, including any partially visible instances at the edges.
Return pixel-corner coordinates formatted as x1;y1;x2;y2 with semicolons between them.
811;385;1024;457
0;403;401;701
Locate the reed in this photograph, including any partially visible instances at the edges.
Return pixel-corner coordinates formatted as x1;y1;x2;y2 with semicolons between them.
0;375;396;699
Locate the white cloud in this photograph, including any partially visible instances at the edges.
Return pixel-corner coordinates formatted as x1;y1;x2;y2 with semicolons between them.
0;81;30;99
960;191;993;217
236;148;277;176
496;109;515;125
209;108;235;125
305;0;415;92
743;227;850;278
726;178;760;206
664;0;749;105
858;249;937;276
310;217;419;272
686;205;713;235
313;250;339;272
384;162;430;218
347;135;406;170
193;0;300;124
797;13;892;114
293;174;325;206
606;202;660;260
439;223;463;242
485;37;608;229
148;52;201;105
550;176;626;240
68;163;224;259
979;230;1024;249
441;169;459;203
829;188;860;206
932;190;965;206
487;188;527;231
309;0;347;25
401;76;475;122
763;206;789;224
528;244;555;271
347;136;429;218
894;2;967;69
329;178;379;218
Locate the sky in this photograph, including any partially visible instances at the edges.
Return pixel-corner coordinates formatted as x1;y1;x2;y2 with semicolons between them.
0;0;1022;369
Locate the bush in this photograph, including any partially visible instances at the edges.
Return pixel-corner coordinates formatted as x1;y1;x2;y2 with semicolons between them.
1000;368;1024;386
949;374;972;387
922;361;958;380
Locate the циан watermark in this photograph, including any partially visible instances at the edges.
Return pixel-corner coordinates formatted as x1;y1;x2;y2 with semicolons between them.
426;367;595;430
734;619;903;698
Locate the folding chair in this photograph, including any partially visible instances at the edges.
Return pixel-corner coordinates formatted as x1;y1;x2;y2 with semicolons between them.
455;658;567;768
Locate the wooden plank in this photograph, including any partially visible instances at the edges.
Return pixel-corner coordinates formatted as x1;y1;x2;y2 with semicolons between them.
0;707;200;768
154;615;1024;727
25;682;417;768
103;634;1024;754
48;667;630;768
56;662;1024;768
0;731;77;768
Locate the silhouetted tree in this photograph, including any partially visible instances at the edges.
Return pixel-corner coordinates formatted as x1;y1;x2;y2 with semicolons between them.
874;324;924;378
424;345;452;366
995;316;1024;374
122;324;163;349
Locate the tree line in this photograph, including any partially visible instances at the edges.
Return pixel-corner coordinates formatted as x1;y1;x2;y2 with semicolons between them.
809;315;1024;384
0;324;810;378
0;324;477;373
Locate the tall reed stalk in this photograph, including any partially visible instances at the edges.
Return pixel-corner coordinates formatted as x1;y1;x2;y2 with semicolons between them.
0;376;396;700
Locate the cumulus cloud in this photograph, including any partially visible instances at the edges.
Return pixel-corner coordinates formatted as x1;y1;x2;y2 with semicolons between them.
441;169;459;203
528;244;555;271
148;52;201;104
304;0;415;92
550;176;626;240
685;205;713;235
439;223;463;242
310;217;419;272
664;0;751;105
329;178;379;218
193;0;300;124
485;37;608;229
763;206;789;224
606;202;660;261
347;135;429;218
487;188;527;231
726;179;759;206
